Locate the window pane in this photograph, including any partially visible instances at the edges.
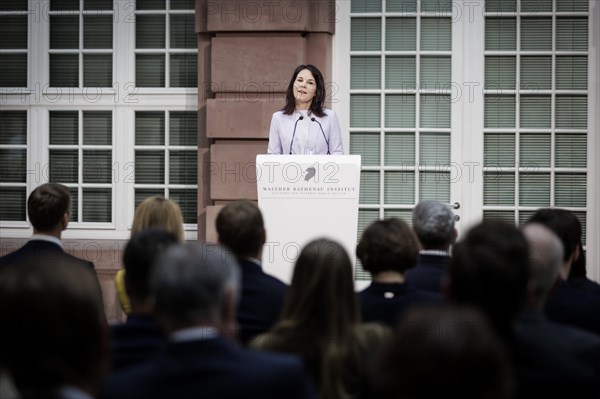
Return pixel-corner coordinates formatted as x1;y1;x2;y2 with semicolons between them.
386;56;416;90
0;54;27;87
49;150;79;183
420;95;450;128
136;55;165;87
69;187;79;222
171;0;195;10
386;0;416;12
520;96;551;128
83;150;111;183
51;0;79;10
350;132;380;166
170;54;197;87
420;133;450;165
520;56;551;90
485;133;515;167
555;96;587;129
483;210;515;224
521;18;552;51
484;95;515;128
385;133;415;166
50;54;79;87
556;18;588;51
520;133;550;167
519;173;550;206
0;111;27;145
385;172;414;204
83;111;112;145
50;111;78;145
135;188;165;208
50;16;79;49
136;15;165;48
555;133;586;168
0;149;26;182
351;18;381;51
386;95;415;128
360;171;380;204
169;189;197;224
521;0;552;12
0;16;27;49
84;0;113;10
486;0;517;12
84;54;113;87
556;56;587;90
420;56;450;89
0;187;26;221
351;95;380;128
421;18;451;51
352;0;382;12
386;18;415;51
84;15;113;49
135;151;165;184
419;172;450;202
484;172;515;205
170;112;197;146
485;18;516;51
421;0;452;12
556;0;588;12
0;1;28;11
555;173;586;207
486;56;516;90
170;14;195;49
82;188;111;222
351;56;381;90
136;112;165;145
169;150;197;185
136;0;165;10
383;209;412;224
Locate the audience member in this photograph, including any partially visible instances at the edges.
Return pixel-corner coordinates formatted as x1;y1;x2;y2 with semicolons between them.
216;200;287;344
0;183;96;274
448;221;530;341
370;306;513;399
515;223;600;397
0;260;108;399
110;230;178;371
252;239;390;399
356;218;442;327
527;209;600;334
115;196;185;315
405;200;456;293
102;243;315;399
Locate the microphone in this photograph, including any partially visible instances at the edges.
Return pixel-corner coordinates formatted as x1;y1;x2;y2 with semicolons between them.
289;115;304;154
311;117;330;155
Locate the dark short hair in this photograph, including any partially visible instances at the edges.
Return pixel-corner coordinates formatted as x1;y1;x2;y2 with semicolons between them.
527;208;581;262
216;201;264;258
449;221;530;337
356;218;419;275
0;260;105;397
123;230;178;301
27;183;71;232
281;64;326;118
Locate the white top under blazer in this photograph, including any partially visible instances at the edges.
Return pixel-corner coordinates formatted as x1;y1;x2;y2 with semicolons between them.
267;109;344;155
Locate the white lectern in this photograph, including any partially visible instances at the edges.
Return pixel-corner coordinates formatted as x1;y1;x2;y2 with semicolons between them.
256;155;362;284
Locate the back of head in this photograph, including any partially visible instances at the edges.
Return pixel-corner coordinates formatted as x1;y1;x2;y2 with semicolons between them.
356;218;419;276
522;223;564;306
449;221;530;337
412;200;455;250
0;261;106;398
123;229;178;303
132;196;185;242
27;183;71;233
216;200;265;258
151;243;240;332
371;306;513;399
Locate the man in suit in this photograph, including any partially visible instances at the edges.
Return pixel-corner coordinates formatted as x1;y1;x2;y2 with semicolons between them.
405;200;456;294
110;230;177;371
515;223;600;397
216;200;287;345
0;257;109;399
0;183;95;273
527;209;600;335
101;243;315;399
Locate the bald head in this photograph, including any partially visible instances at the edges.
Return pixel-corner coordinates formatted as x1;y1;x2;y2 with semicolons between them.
522;223;564;307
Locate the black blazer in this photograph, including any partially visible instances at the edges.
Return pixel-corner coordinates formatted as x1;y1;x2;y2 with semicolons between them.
404;254;451;294
0;239;95;271
545;279;600;336
101;337;316;399
110;314;167;372
236;259;287;345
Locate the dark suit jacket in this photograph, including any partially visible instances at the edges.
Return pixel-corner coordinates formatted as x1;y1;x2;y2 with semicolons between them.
404;254;450;294
569;276;600;298
514;310;600;398
110;314;166;372
101;337;316;399
359;282;442;327
0;239;95;272
237;259;287;345
545;279;600;336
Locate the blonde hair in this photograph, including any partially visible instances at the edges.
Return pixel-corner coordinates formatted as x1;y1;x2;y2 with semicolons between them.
131;196;185;242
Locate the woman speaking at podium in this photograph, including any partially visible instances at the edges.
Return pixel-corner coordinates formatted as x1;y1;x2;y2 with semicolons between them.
267;64;344;155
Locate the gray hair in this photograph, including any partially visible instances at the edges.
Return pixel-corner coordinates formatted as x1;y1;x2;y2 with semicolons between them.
522;223;564;301
150;243;240;327
412;200;455;248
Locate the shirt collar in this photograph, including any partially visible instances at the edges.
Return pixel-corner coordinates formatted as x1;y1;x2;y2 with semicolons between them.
29;234;63;249
420;249;449;257
170;326;219;342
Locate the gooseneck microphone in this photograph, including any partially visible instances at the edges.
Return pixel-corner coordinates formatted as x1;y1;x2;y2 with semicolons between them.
289;115;304;154
311;117;330;155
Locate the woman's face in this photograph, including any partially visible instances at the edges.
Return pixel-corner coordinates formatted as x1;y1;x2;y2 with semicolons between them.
293;69;317;107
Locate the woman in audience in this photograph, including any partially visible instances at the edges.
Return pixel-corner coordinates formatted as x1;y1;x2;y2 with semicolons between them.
251;239;390;399
357;218;441;327
116;196;185;314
